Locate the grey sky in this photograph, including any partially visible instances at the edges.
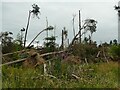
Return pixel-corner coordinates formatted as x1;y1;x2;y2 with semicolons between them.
1;1;119;46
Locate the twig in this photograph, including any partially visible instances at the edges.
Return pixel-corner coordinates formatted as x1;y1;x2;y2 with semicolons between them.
85;58;88;65
47;74;57;79
44;63;47;75
72;73;80;80
96;51;101;58
41;74;57;79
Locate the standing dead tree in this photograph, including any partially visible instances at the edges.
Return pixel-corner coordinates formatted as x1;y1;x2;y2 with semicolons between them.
61;27;68;49
24;4;40;48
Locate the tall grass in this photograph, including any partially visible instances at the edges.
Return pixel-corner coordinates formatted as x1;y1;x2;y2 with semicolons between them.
2;61;118;88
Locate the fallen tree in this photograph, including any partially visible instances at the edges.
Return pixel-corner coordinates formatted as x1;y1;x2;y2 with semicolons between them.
0;50;66;67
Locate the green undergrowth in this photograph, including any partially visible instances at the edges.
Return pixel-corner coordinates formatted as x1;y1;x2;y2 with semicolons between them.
2;61;119;88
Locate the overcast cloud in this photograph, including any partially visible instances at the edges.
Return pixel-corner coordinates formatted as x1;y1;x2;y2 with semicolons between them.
1;1;119;46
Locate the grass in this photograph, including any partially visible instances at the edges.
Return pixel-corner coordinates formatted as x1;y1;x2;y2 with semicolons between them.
2;61;119;88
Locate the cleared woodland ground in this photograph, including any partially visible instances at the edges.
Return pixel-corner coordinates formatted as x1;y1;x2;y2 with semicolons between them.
2;61;119;88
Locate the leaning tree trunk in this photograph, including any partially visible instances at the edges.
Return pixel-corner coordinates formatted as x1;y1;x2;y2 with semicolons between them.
69;28;84;48
24;10;31;48
27;29;45;47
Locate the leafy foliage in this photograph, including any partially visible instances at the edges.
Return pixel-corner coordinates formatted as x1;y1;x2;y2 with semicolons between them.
1;32;14;54
31;4;40;19
108;45;120;60
45;36;56;41
71;43;98;62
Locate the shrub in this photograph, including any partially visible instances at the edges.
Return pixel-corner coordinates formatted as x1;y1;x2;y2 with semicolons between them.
108;45;120;60
71;43;99;62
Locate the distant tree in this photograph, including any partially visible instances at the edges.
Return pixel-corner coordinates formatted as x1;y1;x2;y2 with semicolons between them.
13;33;24;51
102;42;109;47
15;33;22;45
0;31;13;46
35;41;39;49
44;36;57;52
24;4;40;48
113;39;117;45
110;40;113;45
83;37;89;44
108;45;120;60
0;31;14;53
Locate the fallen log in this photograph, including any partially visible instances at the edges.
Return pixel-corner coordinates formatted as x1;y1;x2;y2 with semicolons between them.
0;58;27;67
2;49;29;56
0;50;66;67
39;50;65;57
